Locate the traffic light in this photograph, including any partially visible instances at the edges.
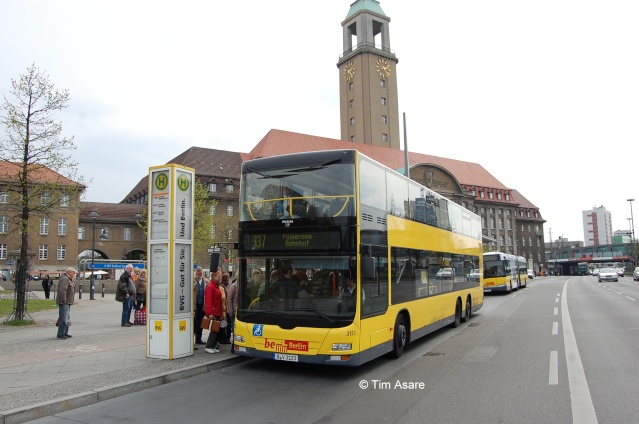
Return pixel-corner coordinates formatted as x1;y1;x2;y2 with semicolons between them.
210;252;220;271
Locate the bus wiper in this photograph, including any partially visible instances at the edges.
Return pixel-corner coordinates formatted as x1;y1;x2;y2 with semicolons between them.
247;166;296;180
292;309;336;324
290;157;342;172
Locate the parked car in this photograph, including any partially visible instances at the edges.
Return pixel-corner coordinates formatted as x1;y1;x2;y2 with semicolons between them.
592;268;600;277
527;269;534;279
633;267;639;281
598;268;618;283
436;268;455;280
469;269;481;282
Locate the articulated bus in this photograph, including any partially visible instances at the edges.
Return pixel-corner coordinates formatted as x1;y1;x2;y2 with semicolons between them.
483;252;522;293
233;149;483;366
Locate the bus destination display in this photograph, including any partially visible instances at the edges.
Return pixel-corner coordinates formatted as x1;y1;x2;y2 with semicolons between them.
244;231;340;251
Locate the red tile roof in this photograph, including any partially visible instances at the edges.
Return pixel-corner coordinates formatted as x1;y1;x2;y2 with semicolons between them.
511;189;541;211
79;202;145;224
120;129;537;210
244;129;508;190
0;161;84;188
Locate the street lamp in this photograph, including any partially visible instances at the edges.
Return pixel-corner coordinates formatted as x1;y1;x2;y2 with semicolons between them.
629;199;636;267
89;211;108;300
628;199;635;243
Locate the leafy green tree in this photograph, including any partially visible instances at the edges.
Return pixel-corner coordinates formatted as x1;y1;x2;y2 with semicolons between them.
193;180;216;265
0;64;83;321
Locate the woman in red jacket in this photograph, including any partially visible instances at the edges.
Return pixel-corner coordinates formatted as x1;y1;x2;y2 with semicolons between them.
204;277;223;353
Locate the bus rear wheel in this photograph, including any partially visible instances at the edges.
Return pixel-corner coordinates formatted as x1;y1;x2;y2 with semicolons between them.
462;296;472;322
450;300;462;328
392;314;407;358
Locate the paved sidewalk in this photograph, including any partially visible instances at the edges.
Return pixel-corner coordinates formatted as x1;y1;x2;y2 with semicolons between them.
0;290;243;424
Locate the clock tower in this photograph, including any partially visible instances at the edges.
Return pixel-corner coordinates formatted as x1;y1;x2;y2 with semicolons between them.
337;0;400;150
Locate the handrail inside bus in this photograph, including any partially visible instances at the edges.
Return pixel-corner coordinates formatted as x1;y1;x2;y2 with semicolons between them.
244;195;354;221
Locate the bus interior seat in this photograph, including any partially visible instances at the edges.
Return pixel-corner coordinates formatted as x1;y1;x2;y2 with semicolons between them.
307;204;324;218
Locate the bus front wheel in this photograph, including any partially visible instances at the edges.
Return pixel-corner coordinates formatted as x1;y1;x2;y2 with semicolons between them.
462;296;472;322
392;314;407;358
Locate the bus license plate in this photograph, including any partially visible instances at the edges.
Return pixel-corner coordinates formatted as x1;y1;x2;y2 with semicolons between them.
274;353;298;362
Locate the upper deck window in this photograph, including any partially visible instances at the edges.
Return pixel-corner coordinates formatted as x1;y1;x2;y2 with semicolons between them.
240;154;356;222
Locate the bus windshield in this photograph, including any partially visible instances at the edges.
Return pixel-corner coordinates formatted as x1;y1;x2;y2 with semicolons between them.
240;255;357;328
484;255;508;278
241;153;356;221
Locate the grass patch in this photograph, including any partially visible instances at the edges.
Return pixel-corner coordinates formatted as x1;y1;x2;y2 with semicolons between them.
4;319;36;326
0;298;58;316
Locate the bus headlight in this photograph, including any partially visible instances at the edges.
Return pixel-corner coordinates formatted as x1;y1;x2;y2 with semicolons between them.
235;335;245;343
332;343;352;351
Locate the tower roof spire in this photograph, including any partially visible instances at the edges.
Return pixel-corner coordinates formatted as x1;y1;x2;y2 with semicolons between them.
345;0;387;20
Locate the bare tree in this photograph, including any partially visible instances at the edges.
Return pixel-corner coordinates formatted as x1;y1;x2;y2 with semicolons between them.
0;64;83;321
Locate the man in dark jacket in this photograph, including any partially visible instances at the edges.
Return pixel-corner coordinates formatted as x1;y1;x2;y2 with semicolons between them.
42;275;53;299
192;267;209;345
56;267;76;339
117;264;136;327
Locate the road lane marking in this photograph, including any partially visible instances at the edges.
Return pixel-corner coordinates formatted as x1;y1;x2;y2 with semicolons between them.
552;322;558;335
549;351;558;385
625;296;636;301
554;307;558;315
562;281;598;424
555;297;559;303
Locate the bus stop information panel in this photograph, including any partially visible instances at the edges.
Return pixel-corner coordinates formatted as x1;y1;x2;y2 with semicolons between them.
147;164;194;359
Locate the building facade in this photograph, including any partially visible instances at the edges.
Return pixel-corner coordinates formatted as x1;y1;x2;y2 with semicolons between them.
0;162;85;280
77;203;147;267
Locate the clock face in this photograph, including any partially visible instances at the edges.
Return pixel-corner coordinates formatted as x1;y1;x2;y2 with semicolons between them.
343;61;356;82
376;58;391;78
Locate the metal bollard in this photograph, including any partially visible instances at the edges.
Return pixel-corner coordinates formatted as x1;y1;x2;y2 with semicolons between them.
79;283;82;299
90;278;95;300
102;282;105;298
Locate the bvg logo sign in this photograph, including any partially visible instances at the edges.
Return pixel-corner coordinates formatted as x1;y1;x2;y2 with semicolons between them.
263;338;309;352
177;175;190;191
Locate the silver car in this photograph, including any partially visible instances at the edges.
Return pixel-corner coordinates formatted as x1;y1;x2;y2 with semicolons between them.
598;268;618;283
633;267;639;281
469;269;481;282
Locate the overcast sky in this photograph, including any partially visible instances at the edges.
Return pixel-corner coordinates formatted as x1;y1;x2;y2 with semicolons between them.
1;0;637;243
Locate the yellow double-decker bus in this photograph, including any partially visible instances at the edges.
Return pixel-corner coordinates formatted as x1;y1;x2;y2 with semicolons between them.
483;252;520;293
233;150;483;366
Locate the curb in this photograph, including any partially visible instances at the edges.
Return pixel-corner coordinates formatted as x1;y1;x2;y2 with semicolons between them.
0;355;248;424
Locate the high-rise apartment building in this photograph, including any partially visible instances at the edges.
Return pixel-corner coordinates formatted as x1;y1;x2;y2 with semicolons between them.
582;206;613;246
